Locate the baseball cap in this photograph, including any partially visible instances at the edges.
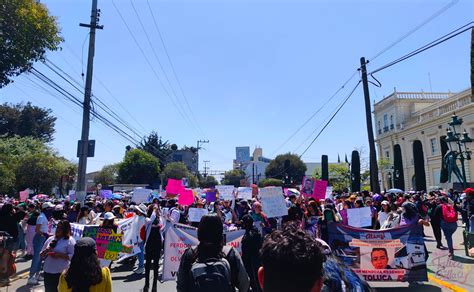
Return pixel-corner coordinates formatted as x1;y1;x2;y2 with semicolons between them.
103;212;115;220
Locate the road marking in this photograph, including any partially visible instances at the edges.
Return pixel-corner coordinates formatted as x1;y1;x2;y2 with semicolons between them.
9;271;29;282
428;274;468;292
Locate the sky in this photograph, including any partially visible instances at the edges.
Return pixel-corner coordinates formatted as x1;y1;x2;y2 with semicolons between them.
1;0;473;174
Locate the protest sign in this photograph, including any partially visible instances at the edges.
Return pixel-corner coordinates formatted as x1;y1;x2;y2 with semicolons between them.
178;189;194;206
301;176;314;197
132;188;151;204
328;223;427;282
19;189;28;201
166;179;184;195
347;207;372;228
259;187;288;218
236;187;252;200
162;223;244;281
187;208;208;222
68;190;75;201
216;185;235;201
206;190;217;203
83;227;124;260
100;190;112;199
313;180;328;200
326;186;333;199
75;191;87;205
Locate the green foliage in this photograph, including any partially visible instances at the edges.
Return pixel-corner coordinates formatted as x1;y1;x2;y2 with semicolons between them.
94;164;119;186
199;175;218;188
265;153;307;186
117;149;161;185
162;162;189;182
138;131;171;170
0;164;15;194
0;102;56;142
0;0;62;87
258;178;284;187
378;158;391;170
188;175;198;188
312;169;321;180
221;169;246;187
328;164;350;192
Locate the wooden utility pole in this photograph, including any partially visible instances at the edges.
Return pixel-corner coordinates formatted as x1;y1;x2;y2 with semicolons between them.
360;57;380;193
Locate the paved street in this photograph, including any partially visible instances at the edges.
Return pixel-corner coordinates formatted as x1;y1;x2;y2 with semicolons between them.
3;222;473;292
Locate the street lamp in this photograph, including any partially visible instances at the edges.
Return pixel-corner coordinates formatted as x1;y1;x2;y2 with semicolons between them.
445;113;472;188
387;172;392;189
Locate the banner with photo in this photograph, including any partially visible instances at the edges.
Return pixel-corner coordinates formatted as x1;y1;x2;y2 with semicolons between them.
327;223;427;282
162;222;245;281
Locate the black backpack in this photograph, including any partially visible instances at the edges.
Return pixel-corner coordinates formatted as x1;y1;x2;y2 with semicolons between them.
190;246;233;292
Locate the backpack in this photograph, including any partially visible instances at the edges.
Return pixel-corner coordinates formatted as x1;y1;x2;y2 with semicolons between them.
442;204;457;223
190;246;233;292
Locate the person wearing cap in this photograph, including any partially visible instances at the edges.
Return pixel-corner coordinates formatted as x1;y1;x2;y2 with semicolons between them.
58;237;112;292
132;204;147;274
28;201;54;285
100;212;117;231
378;201;390;229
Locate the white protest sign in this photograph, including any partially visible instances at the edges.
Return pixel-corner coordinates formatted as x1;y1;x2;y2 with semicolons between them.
347;207;372;228
187;208;208;222
132;188;151;204
237;187;252;200
259;187;288;218
216;185;235;201
162;223;244;281
75;191;86;205
326;186;333;199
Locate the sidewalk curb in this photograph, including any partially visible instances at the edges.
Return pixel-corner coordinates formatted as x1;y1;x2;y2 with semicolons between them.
428;274;467;292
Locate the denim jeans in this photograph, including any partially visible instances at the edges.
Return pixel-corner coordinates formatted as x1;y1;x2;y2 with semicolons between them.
137;241;145;269
441;220;458;252
469;215;474;233
29;234;46;277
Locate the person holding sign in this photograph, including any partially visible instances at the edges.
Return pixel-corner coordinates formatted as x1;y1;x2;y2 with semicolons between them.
58;237;112;292
40;220;75;292
143;205;163;292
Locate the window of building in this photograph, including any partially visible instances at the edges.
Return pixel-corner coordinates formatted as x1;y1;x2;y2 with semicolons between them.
390;115;394;129
385;151;390;159
430;138;438;155
383;114;388;128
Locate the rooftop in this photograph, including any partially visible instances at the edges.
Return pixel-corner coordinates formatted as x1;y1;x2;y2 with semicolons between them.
374;88;453;107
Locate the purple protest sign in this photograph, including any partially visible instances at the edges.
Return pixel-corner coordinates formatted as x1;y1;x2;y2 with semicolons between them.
206;190;217;203
100;190;113;199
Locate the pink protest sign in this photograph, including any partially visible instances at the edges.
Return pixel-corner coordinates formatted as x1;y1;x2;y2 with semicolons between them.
19;190;29;201
166;178;184;195
178;189;194;206
313;180;328;200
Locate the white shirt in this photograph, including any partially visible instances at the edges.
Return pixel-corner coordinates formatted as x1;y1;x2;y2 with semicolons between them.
169;208;180;223
36;213;49;234
378;211;390;226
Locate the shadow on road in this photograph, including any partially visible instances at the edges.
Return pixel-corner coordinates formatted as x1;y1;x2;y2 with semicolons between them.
452;255;474;264
112;273;145;283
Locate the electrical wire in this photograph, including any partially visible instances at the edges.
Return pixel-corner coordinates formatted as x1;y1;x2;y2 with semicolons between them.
369;22;474;75
368;0;459;62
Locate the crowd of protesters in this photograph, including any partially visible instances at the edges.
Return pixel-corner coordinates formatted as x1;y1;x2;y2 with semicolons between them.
0;185;472;291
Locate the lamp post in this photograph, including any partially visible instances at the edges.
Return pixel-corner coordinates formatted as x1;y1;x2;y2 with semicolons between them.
387;172;393;189
445;113;473;188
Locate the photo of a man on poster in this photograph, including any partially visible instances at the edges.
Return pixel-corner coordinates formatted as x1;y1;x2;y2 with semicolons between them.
301;176;314;196
371;248;392;269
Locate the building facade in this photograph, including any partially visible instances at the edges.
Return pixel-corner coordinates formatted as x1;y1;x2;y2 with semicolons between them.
373;88;474;191
167;149;198;174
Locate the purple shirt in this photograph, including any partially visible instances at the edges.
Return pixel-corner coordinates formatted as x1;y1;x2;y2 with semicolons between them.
41;236;76;274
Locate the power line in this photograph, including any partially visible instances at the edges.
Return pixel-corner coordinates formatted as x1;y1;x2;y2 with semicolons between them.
370;22;474;75
368;0;459;62
145;0;207;138
299;80;362;158
111;0;200;137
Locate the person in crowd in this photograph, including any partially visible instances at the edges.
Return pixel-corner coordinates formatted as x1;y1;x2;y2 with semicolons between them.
235;200;250;222
0;204;18;250
143;204;163;292
77;207;90;225
67;203;81;223
241;214;262;292
378;201;390;229
28;201;54;285
176;214;249;292
429;196;445;249
221;200;238;225
365;198;378;229
439;196;458;257
100;212;118;231
318;204;339;243
133;204;147;274
400;202;429;227
250;202;270;235
25;203;39;260
168;199;181;223
58;237;112;292
381;204;401;229
463;188;474;232
99;201;114;218
40;220;75;292
258;224;324;292
339;200;350;225
304;200;320;237
112;205;123;219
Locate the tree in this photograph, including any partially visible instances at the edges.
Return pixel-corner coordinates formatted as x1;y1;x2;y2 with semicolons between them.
1;0;62;87
351;150;361;192
0;164;15;195
199;175;218;188
117;149;160;185
258;178;284;187
0;102;56;142
94;164;119;186
221;169;246;187
265;153;307;186
162;162;189;181
328;164;350;193
138;131;171;170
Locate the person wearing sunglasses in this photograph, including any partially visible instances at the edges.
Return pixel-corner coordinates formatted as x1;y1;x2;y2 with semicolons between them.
40;220;75;292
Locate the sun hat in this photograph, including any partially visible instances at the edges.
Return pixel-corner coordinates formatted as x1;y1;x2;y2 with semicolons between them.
103;212;115;220
42;202;55;209
381;200;389;206
134;203;147;215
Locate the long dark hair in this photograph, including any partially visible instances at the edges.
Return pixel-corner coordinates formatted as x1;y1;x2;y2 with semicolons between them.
65;243;102;292
56;220;71;239
195;214;224;261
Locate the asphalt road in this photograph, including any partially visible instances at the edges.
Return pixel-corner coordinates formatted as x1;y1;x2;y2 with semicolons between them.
3;222;474;292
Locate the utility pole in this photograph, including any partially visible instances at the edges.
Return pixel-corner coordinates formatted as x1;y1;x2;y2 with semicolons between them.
76;0;103;197
196;140;209;176
252;163;255;184
360;57;380;193
203;160;210;178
